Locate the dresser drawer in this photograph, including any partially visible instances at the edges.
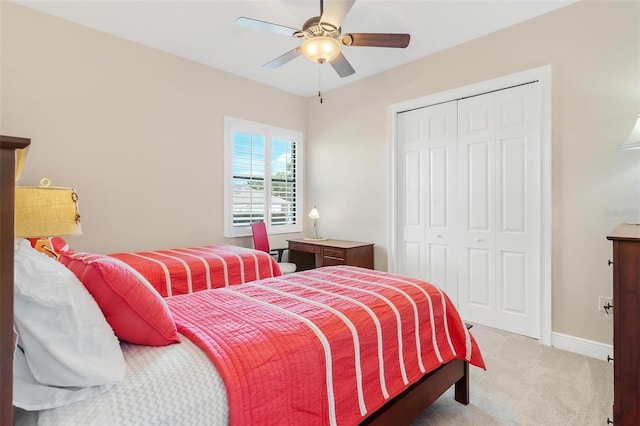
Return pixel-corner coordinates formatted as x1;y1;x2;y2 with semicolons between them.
323;248;345;260
289;241;321;254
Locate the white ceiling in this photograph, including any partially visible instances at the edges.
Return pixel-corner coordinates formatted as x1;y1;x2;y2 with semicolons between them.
14;0;574;98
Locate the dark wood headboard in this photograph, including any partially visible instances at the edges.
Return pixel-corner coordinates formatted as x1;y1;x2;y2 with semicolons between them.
1;135;31;425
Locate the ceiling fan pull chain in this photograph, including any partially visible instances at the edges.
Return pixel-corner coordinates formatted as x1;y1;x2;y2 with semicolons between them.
318;63;323;103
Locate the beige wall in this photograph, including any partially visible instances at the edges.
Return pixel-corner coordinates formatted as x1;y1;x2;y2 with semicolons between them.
305;0;640;344
0;2;306;253
2;1;639;345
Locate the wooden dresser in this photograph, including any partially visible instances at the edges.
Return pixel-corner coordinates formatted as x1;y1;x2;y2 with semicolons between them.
288;239;374;271
1;136;31;426
607;223;640;425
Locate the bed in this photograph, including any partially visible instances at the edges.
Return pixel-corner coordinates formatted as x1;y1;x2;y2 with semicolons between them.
92;244;282;296
29;237;283;297
12;236;485;426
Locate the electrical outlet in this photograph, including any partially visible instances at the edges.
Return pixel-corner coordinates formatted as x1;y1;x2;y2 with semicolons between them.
598;296;613;313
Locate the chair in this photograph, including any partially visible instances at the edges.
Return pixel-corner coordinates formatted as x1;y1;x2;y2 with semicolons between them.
250;221;297;275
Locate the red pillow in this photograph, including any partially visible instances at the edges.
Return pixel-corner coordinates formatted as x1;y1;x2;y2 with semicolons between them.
60;252;180;346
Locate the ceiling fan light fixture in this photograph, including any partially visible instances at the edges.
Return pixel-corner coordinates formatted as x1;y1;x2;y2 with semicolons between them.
301;36;341;64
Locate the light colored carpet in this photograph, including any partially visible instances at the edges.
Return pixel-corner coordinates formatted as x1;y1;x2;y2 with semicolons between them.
412;324;613;425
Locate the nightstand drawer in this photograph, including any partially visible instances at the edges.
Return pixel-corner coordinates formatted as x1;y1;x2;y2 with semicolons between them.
289;241;321;254
323;248;345;260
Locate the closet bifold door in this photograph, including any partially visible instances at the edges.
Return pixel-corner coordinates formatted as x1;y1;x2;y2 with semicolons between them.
396;101;459;303
457;83;541;338
394;73;546;340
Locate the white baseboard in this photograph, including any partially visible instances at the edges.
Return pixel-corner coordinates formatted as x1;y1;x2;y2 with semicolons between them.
551;331;613;362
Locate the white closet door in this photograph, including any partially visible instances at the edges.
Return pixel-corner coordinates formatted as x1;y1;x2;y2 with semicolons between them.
397;101;458;302
458;83;541;337
457;97;496;327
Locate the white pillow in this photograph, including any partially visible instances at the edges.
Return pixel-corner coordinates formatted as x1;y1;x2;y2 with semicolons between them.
13;239;125;388
13;342;111;410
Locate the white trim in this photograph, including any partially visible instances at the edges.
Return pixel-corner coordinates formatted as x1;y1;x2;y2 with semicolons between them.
387;65;553;345
539;66;553;346
551;332;612;362
387;106;399;275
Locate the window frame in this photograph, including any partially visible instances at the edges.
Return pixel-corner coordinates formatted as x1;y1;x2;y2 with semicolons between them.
223;116;303;237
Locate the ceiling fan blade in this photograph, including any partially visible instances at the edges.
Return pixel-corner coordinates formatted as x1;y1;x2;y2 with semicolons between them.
330;52;355;78
235;17;298;37
344;33;410;48
321;0;356;29
263;47;302;69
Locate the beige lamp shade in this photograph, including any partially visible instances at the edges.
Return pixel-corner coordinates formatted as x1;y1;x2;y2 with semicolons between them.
15;178;82;238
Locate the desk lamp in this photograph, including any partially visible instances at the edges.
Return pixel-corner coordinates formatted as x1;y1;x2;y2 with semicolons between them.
15;178;82;259
308;205;323;240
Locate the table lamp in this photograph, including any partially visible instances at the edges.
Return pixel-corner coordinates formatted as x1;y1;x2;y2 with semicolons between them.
15;178;82;259
308;205;323;240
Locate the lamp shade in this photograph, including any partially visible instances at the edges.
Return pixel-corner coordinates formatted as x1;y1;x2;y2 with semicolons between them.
15;178;82;238
620;113;640;151
301;36;341;64
308;206;320;220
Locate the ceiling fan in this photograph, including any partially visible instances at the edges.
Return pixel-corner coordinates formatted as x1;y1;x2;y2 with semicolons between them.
235;0;411;78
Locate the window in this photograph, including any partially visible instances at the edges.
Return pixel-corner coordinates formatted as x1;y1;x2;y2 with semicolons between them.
224;117;303;237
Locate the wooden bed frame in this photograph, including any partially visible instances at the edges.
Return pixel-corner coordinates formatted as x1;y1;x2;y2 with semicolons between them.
1;136;31;426
1;136;470;425
364;358;469;425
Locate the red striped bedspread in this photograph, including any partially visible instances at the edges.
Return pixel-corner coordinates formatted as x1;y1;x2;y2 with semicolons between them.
110;245;281;297
167;266;485;426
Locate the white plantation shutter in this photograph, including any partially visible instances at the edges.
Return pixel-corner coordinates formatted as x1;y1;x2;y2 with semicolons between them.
224;117;303;237
232;131;266;227
270;138;297;227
